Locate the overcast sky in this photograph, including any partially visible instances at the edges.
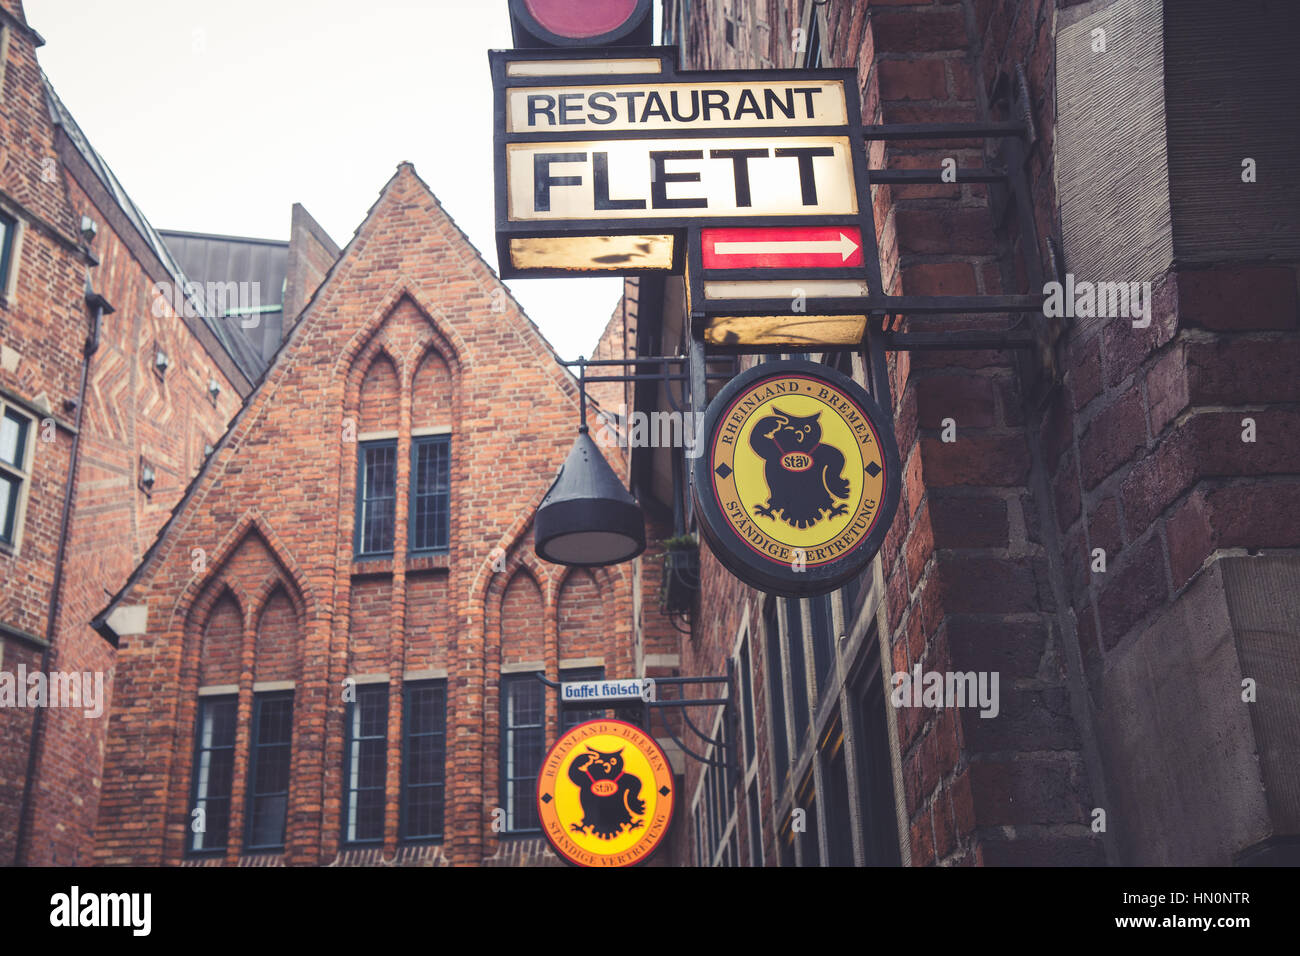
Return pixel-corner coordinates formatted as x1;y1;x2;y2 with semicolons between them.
26;0;625;360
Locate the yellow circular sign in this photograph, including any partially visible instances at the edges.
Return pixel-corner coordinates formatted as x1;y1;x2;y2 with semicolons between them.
536;719;674;867
693;361;901;596
713;374;887;565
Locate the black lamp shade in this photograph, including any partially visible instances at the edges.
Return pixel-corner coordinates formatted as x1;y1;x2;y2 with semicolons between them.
535;430;645;566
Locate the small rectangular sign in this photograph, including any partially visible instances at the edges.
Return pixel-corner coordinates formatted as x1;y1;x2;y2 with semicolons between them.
701;225;864;268
507;80;847;132
507;136;858;221
561;679;649;703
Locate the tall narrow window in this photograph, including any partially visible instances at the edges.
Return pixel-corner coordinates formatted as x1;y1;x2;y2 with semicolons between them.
851;642;902;866
188;695;237;854
747;782;763;867
779;820;796;867
810;592;836;697
785;598;810;750
245;691;293;851
356;440;397;556
802;4;823;69
410;435;450;552
738;636;756;768
401;680;447;842
694;805;704;865
560;665;607;731
763;597;789;787
719;717;735;822
822;722;854;867
501;674;544;832
0;405;32;547
343;684;387;844
798;772;820;867
840;572;864;634
0;211;16;293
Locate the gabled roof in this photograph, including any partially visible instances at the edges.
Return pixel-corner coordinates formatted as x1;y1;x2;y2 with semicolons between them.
91;162;582;644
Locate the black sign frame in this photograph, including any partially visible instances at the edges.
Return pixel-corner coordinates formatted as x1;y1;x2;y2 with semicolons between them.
489;46;881;283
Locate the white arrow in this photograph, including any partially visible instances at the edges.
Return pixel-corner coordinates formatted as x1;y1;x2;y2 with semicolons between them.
712;232;860;262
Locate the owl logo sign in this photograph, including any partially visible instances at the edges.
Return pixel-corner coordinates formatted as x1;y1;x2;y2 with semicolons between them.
537;719;674;867
694;360;901;597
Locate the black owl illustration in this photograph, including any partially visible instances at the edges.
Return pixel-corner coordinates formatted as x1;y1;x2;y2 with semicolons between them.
567;746;646;840
749;408;851;529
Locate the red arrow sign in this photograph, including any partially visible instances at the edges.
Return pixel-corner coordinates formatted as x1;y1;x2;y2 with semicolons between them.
701;226;864;269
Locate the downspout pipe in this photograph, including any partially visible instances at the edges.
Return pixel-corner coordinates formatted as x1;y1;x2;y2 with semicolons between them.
13;285;111;866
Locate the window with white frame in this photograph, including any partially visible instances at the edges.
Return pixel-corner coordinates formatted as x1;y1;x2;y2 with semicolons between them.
0;403;34;548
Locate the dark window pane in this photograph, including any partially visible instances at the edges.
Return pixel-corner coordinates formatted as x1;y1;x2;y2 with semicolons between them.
785;599;809;748
0;472;17;542
840;574;863;631
810;592;835;697
502;675;545;831
358;441;397;555
344;685;388;844
719;718;734;821
411;436;451;551
694;808;704;866
0;216;11;282
825;736;854;866
803;795;820;867
190;696;237;853
852;650;902;866
247;794;287;849
779;827;795;868
747;784;763;867
763;598;789;786
739;640;756;767
712;770;722;858
402;680;446;840
1;409;27;469
805;12;822;68
560;666;609;731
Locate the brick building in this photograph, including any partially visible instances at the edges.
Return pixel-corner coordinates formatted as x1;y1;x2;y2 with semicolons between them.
3;0;666;869
88;162;657;866
0;0;274;864
614;0;1298;867
7;0;1296;870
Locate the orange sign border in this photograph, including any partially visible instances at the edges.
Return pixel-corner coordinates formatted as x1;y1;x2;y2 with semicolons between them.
536;718;675;867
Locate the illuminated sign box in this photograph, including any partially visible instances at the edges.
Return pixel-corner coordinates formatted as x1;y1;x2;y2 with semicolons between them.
490;48;877;285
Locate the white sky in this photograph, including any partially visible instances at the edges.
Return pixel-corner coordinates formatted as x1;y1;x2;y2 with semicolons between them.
26;0;625;360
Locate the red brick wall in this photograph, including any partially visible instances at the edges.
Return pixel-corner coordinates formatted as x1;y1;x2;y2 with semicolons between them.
255;589;300;683
676;0;1299;867
1053;268;1300;680
19;175;246;867
557;569;602;660
0;639;44;861
200;595;242;685
676;0;1099;867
